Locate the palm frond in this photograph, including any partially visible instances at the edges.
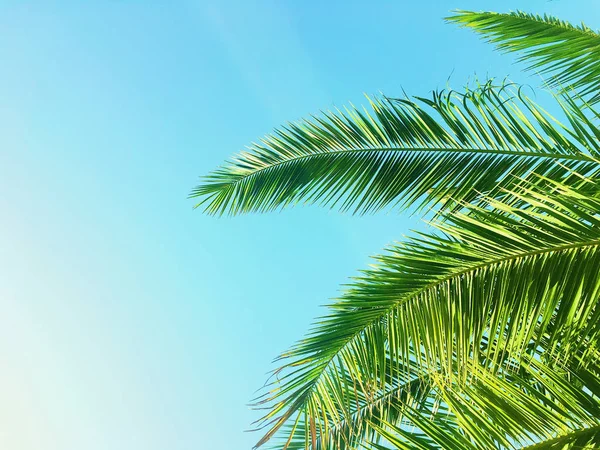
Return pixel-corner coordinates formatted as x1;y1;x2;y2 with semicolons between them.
191;82;600;216
447;11;600;104
253;178;600;448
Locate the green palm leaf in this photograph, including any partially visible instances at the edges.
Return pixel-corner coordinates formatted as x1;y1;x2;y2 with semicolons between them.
252;179;600;448
191;82;600;217
447;11;600;104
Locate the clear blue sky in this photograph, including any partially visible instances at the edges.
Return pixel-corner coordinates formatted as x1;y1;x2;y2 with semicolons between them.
0;1;598;449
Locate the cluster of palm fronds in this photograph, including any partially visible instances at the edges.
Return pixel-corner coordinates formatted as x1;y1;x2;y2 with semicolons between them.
192;10;600;450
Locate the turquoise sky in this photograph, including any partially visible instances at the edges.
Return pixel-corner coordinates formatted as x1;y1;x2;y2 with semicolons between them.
1;1;598;449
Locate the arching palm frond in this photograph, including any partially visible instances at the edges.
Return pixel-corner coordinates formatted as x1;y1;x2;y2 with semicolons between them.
447;11;600;105
191;82;600;217
252;179;600;449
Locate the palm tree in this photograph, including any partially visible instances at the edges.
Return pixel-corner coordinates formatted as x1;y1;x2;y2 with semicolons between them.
192;11;600;450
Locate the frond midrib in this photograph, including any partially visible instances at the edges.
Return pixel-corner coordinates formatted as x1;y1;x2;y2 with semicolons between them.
194;146;597;194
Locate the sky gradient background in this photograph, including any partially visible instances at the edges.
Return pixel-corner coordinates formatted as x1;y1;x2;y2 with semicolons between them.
1;1;599;449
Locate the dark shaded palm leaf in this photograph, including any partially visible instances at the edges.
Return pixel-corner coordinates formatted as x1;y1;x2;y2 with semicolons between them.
191;82;600;217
